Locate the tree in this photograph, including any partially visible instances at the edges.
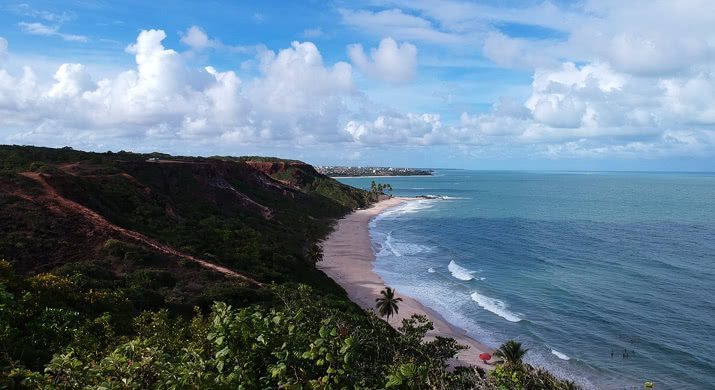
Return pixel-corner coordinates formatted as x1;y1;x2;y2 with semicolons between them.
368;181;392;201
306;243;323;265
494;340;528;367
375;287;403;322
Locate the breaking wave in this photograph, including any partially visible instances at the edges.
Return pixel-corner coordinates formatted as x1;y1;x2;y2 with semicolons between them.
552;350;571;360
378;231;433;257
470;291;522;322
448;260;477;281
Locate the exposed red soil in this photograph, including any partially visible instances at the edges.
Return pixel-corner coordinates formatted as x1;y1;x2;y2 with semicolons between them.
245;160;321;189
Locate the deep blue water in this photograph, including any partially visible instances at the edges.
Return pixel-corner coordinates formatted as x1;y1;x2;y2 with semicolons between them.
338;171;715;389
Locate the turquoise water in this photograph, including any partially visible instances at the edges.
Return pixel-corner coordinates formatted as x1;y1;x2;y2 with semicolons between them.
338;171;715;389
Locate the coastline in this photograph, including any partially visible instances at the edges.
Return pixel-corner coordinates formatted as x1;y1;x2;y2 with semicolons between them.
328;175;433;179
319;197;493;370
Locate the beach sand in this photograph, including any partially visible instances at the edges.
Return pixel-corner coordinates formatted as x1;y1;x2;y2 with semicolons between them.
319;197;493;370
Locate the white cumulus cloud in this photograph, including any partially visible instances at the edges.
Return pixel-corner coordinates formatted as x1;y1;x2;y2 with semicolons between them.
661;72;715;125
0;31;359;149
249;41;354;141
348;37;417;84
179;25;259;55
345;112;442;145
45;64;95;99
180;26;219;51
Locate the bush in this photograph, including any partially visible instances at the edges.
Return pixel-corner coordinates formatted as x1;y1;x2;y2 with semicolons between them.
101;239;131;257
27;273;78;307
126;270;176;289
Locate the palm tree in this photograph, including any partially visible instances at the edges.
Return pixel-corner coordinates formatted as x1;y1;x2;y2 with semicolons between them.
307;243;323;265
494;340;529;366
375;287;403;322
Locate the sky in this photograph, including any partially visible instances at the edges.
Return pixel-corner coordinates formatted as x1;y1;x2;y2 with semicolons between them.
0;0;714;170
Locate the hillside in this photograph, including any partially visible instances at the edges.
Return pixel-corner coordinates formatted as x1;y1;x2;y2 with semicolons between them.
1;145;369;297
0;145;577;389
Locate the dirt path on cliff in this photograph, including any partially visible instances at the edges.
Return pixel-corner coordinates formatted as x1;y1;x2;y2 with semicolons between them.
19;172;264;287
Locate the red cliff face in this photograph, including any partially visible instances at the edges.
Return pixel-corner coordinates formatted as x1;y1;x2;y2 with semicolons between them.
244;161;289;175
245;161;318;175
244;160;323;189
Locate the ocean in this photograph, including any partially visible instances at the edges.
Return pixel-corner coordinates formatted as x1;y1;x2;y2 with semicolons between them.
337;171;715;389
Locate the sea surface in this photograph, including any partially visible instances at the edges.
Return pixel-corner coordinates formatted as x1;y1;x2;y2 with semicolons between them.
338;171;715;389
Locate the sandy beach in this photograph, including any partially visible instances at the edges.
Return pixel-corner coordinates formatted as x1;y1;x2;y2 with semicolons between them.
319;197;493;369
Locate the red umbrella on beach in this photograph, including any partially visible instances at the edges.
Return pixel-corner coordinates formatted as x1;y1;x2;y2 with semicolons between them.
479;353;492;364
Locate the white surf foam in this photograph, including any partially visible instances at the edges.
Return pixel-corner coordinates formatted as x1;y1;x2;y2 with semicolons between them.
448;260;477;281
396;200;434;215
378;231;433;258
551;349;570;360
376;200;434;221
470;292;522;322
384;232;400;256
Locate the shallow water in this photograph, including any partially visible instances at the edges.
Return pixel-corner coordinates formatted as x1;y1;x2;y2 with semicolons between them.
339;171;715;389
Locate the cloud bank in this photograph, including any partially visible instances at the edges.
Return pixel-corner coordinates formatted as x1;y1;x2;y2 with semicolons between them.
0;30;358;149
1;0;715;163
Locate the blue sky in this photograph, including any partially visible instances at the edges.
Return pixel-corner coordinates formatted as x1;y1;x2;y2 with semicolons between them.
0;0;714;170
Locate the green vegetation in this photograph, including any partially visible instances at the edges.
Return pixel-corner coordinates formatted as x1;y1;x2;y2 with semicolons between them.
370;181;393;194
362;180;393;203
375;286;403;322
0;145;579;389
1;263;577;389
494;340;529;367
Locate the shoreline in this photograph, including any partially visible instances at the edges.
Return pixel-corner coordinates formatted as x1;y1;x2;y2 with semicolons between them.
329;174;433;179
319;197;493;369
